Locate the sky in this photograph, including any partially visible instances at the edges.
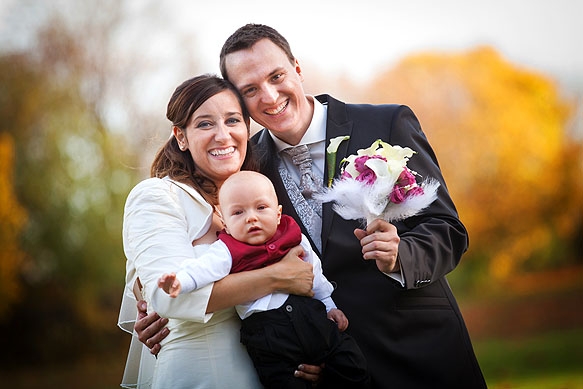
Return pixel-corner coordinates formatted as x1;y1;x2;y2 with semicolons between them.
0;0;581;112
163;0;583;94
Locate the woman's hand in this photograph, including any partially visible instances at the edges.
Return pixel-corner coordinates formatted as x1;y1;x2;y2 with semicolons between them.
273;245;314;297
354;218;401;274
135;300;169;356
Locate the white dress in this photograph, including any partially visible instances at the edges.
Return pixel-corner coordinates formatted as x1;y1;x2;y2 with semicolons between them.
118;177;261;389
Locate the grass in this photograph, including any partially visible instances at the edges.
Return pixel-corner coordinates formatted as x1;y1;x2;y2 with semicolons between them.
474;328;583;389
2;272;581;388
1;329;581;388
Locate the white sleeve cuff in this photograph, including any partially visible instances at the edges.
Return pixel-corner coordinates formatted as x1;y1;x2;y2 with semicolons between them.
320;296;337;312
176;270;197;294
382;266;405;287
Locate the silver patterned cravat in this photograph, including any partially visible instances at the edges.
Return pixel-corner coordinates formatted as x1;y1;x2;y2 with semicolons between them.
278;161;322;253
282;144;322;198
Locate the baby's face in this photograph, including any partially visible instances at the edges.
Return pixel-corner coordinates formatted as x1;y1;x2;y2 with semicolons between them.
219;177;282;245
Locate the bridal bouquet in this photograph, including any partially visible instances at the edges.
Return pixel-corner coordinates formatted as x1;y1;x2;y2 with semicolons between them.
317;137;440;224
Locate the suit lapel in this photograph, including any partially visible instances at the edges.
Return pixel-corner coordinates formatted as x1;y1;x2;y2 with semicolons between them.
317;95;354;255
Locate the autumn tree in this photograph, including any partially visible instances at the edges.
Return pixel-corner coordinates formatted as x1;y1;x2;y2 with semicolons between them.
0;0;208;365
0;133;27;317
366;47;582;289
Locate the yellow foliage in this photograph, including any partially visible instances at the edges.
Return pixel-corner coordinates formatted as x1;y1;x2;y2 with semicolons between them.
367;46;582;276
0;133;28;316
489;226;552;280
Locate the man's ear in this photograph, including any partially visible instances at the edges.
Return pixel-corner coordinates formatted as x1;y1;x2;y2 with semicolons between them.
294;59;304;82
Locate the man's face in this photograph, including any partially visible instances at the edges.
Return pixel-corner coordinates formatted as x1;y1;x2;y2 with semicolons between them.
224;39;313;145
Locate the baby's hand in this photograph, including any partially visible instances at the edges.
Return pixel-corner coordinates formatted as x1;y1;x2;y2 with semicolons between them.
158;272;181;298
327;308;349;332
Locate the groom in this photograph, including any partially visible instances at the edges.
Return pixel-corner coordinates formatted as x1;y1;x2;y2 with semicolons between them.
218;24;487;389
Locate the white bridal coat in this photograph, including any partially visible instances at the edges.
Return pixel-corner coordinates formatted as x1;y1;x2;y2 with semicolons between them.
118;177;261;389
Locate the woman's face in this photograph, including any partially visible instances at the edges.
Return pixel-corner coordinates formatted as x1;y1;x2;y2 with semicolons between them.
174;90;249;188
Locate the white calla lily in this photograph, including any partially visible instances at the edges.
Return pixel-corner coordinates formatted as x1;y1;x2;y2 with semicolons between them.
326;136;350;187
376;141;415;163
327;136;350;154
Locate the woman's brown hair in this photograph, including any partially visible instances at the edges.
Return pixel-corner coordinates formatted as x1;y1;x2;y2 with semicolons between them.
150;74;257;206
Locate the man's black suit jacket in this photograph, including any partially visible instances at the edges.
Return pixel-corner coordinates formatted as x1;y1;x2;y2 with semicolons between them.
251;94;486;388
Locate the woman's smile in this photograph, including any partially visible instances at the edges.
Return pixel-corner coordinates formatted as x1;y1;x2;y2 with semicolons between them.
209;146;236;157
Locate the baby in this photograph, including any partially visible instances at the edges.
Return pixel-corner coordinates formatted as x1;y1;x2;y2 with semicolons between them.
158;170;369;388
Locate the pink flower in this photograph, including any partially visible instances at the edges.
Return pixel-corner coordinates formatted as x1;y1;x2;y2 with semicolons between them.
389;186;407;204
396;169;416;187
350;155;388;185
406;186;424;198
354;155;386;173
356;168;377;185
341;170;353;179
389;174;425;203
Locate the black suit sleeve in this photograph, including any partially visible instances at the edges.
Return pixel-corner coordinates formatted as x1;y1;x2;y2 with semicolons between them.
387;105;469;289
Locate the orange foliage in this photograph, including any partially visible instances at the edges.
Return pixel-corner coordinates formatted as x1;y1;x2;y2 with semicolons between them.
367;46;582;280
0;133;28;316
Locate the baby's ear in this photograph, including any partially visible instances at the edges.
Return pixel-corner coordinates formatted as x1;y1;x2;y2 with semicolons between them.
277;205;282;224
216;206;227;229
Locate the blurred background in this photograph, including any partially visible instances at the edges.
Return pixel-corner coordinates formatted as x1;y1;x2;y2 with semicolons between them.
0;0;581;388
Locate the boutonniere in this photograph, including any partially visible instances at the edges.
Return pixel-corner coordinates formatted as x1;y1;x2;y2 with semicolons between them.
326;136;350;187
317;139;440;225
